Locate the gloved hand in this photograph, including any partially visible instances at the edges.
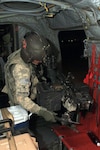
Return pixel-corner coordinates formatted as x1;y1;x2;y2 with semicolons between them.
38;107;56;122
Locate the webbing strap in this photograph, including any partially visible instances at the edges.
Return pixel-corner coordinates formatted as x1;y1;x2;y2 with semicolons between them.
83;44;96;88
1;108;17;150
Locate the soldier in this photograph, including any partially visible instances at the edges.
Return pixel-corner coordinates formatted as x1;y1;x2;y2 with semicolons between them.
3;32;56;123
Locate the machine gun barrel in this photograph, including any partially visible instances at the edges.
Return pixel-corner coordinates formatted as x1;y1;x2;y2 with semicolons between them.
54;116;80;125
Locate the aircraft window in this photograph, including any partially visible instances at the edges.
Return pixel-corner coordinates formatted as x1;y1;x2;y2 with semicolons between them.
58;30;88;83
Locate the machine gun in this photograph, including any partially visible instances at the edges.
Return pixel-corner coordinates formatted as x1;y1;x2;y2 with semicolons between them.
56;72;93;124
35;55;93;125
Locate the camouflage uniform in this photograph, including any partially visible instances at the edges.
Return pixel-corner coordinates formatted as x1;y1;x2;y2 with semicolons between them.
4;49;41;114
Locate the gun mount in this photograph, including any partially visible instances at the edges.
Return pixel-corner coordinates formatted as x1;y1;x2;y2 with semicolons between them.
34;55;93;125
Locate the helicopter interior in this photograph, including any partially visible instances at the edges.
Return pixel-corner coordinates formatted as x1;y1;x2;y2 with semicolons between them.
0;1;100;150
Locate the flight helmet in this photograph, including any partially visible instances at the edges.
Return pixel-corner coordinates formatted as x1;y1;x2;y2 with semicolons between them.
20;32;50;63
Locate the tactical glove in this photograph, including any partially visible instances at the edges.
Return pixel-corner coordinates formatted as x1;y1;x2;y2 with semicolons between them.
38;107;56;122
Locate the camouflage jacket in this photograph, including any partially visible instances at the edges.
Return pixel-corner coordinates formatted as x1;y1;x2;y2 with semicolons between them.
4;49;40;113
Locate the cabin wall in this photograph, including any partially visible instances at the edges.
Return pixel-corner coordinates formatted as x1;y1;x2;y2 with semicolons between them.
0;16;62;66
